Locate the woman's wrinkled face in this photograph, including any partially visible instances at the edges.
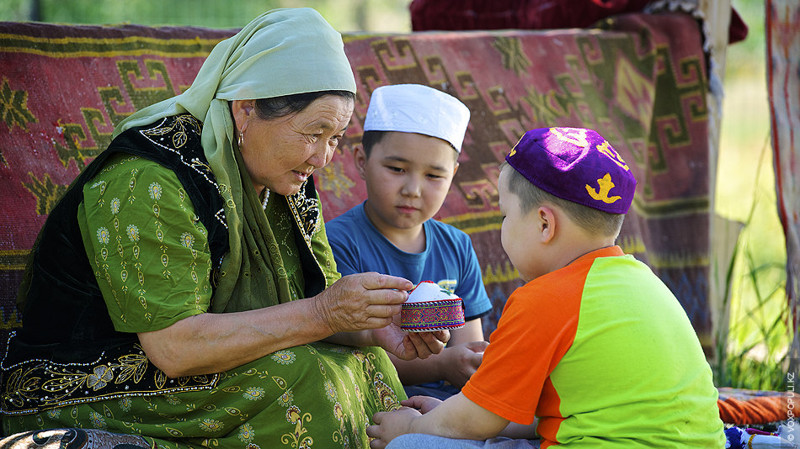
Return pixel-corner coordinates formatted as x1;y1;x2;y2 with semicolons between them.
234;95;354;197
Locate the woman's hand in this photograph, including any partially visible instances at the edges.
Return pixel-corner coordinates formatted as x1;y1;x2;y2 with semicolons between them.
371;323;449;360
313;272;413;333
325;295;450;359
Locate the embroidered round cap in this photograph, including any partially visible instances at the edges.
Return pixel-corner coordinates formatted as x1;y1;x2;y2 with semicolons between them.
401;281;465;332
364;84;470;152
505;127;637;214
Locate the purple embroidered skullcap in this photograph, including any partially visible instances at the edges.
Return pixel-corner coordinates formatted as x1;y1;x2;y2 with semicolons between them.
505;127;637;214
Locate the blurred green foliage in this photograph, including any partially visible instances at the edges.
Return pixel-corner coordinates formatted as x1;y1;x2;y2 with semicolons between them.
728;0;766;72
0;0;412;32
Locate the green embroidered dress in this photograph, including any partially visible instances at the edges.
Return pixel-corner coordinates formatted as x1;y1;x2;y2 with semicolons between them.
4;151;405;448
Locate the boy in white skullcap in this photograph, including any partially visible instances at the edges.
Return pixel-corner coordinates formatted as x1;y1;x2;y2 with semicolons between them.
327;84;492;400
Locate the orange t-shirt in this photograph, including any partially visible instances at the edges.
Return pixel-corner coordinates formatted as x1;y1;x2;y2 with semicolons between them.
461;246;724;448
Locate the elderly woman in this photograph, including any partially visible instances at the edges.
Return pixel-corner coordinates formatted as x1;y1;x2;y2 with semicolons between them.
1;8;447;448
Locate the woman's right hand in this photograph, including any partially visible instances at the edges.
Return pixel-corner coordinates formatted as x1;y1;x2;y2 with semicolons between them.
313;272;413;333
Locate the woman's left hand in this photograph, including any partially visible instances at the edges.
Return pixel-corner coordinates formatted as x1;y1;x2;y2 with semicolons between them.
372;323;449;360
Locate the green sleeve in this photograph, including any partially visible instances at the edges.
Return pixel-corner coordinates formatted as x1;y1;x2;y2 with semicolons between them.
313;208;341;289
77;154;213;333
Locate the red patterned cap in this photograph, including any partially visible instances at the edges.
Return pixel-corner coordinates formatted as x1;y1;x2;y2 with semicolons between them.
505;127;636;214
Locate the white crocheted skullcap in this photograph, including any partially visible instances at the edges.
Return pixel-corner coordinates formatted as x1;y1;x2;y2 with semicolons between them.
364;84;471;152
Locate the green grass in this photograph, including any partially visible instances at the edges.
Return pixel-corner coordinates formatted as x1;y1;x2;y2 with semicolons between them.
714;145;789;389
714;0;791;389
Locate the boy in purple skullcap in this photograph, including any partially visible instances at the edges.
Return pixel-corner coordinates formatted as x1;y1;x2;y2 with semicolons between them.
368;127;725;449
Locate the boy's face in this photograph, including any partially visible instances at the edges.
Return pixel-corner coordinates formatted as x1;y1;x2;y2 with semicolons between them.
357;131;458;235
498;168;540;283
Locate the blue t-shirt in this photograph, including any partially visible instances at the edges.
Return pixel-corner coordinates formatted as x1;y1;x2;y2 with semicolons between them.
327;202;491;321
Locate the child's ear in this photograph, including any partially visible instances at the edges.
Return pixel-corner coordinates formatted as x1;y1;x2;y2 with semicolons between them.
353;145;368;180
538;206;556;244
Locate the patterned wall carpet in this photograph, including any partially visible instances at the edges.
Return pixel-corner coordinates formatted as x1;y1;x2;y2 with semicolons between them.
0;11;714;353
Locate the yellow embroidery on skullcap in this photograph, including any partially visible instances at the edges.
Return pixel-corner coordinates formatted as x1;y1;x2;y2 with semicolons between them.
550;127;589;147
585;173;622;204
596;140;630;170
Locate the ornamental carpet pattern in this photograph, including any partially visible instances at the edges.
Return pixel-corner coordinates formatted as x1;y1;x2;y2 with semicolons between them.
0;12;713;358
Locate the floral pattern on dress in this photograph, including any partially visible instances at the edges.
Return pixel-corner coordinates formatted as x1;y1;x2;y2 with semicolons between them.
200;418;224;433
278;390;294;407
110;197;121;214
271;351;296;365
243;387;265;401
239;423;255;443
180;232;195;249
97;227;110;244
88;410;106;429
149;182;163;201
126;224;140;242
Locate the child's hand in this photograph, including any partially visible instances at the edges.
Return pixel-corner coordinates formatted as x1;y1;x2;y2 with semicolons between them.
401;395;442;414
442;340;488;388
368;406;421;448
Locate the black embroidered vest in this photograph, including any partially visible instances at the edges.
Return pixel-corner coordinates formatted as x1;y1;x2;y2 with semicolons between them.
0;115;229;414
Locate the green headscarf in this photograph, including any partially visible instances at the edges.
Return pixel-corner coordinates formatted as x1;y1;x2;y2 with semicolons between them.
113;8;356;312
